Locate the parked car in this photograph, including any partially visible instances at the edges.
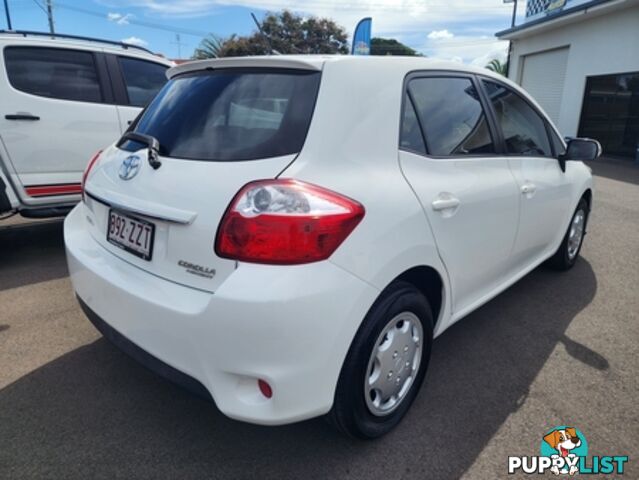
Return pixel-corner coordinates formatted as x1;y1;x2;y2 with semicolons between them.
0;31;172;219
65;56;599;438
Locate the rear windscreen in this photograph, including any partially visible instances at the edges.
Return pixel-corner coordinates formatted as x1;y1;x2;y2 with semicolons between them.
123;69;321;161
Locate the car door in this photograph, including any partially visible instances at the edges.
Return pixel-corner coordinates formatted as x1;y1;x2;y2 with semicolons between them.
105;54;169;132
0;45;121;202
479;78;573;270
398;73;521;319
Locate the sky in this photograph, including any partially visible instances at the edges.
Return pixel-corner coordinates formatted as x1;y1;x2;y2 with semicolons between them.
2;0;527;65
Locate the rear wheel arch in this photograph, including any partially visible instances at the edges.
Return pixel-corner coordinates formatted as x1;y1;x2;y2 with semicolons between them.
341;264;445;366
389;265;445;331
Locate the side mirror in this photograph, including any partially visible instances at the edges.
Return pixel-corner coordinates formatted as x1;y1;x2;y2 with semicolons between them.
559;138;602;171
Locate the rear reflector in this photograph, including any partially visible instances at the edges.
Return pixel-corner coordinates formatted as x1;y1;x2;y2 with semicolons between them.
215;179;365;265
258;379;273;399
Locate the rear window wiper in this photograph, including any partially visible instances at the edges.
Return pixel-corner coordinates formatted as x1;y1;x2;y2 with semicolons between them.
116;132;162;170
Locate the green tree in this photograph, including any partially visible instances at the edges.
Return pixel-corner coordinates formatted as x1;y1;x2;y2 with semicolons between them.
194;10;349;59
485;58;508;76
370;37;420;56
193;34;224;59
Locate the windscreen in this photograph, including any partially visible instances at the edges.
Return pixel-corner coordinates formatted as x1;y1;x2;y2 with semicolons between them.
122;68;321;161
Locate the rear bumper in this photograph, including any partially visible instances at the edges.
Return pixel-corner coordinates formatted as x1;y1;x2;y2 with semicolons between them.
77;296;213;402
64;204;379;425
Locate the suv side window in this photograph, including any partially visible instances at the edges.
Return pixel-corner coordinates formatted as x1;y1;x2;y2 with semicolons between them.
4;46;102;103
400;92;427;155
118;57;168;107
407;76;497;157
481;79;552;157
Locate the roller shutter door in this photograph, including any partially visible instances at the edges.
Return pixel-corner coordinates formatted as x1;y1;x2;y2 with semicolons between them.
520;47;569;125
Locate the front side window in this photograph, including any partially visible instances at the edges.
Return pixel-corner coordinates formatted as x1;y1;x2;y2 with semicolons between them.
118;57;168;107
407;76;496;156
549;128;566;156
482;80;552;157
125;69;321;161
4;46;102;103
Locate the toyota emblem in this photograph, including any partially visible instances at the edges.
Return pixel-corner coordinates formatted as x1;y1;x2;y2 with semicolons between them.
119;155;142;180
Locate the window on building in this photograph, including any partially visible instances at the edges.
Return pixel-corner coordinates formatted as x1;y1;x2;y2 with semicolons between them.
408;77;497;156
482;79;552;157
118;57;168;107
579;72;639;158
4;47;102;103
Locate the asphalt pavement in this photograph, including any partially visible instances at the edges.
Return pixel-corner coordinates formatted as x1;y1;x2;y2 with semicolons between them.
0;158;637;479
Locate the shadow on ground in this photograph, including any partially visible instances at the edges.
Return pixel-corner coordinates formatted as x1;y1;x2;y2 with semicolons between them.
0;219;67;291
0;258;599;479
587;158;639;185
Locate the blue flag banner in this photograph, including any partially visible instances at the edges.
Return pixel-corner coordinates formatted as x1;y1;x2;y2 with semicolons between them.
351;17;372;55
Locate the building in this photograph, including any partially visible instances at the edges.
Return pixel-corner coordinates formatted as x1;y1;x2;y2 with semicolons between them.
497;0;639;159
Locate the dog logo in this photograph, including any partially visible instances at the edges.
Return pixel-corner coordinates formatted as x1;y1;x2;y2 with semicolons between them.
541;427;588;475
119;155;141;180
508;426;628;475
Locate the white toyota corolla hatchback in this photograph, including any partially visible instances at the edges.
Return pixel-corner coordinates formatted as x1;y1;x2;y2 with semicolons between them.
65;55;599;438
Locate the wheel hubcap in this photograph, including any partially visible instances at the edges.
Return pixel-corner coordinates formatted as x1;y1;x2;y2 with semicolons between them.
567;209;586;259
364;312;423;416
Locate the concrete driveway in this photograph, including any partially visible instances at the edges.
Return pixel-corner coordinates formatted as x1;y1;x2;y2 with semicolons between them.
0;159;637;479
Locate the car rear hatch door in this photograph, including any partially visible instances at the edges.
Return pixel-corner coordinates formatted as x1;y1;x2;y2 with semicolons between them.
83;64;321;293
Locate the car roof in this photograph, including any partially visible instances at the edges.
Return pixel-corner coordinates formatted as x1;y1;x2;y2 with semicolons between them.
167;54;502;80
0;30;172;64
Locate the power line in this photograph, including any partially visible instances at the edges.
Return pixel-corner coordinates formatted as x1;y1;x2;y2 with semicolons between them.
54;1;210;37
31;0;47;15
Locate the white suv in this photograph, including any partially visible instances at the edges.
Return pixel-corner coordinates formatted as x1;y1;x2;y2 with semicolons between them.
65;56;599;438
0;31;172;219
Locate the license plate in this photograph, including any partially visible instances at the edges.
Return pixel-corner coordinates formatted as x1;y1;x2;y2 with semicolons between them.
107;209;155;261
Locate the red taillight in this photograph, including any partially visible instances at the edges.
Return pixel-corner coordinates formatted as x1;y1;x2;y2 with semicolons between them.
81;150;102;202
215;179;365;265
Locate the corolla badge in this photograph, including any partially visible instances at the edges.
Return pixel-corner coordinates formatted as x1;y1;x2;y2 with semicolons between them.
119;155;142;180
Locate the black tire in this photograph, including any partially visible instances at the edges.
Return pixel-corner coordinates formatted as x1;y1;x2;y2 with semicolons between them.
328;281;433;439
547;198;589;271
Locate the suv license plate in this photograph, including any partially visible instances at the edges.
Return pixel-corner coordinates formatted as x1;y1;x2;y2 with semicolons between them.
107;209;155;261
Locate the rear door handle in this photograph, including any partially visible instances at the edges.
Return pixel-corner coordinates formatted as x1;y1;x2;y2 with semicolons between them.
432;194;461;211
5;113;40;121
521;182;537;195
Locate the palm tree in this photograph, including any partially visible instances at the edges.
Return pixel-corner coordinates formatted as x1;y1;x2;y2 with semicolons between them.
485;58;508;76
192;34;224;59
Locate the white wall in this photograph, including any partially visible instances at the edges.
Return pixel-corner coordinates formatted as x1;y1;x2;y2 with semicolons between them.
508;5;639;136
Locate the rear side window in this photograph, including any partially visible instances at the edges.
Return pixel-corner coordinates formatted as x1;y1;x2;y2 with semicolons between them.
481;80;552;157
4;46;102;103
118;57;168;107
407;77;496;156
127;69;321;161
400;92;427;155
